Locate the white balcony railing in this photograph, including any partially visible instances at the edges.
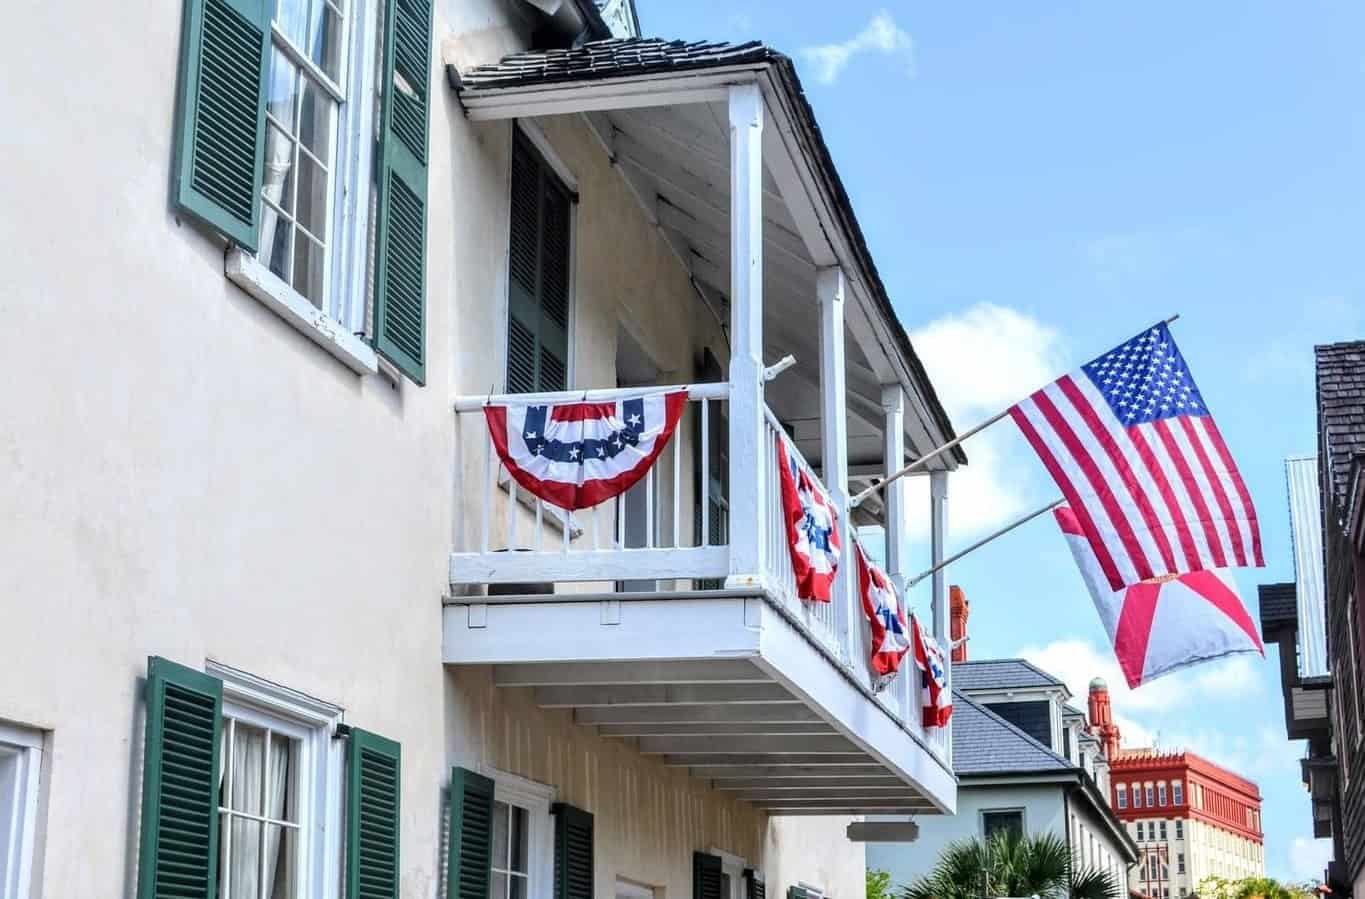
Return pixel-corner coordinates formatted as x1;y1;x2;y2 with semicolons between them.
449;383;950;763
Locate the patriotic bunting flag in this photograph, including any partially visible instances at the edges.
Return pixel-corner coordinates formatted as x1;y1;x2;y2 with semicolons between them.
1009;321;1263;592
855;543;911;687
484;391;688;510
912;613;952;729
776;438;842;602
1056;505;1264;688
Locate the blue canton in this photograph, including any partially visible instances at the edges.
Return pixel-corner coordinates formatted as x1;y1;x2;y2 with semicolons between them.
1079;322;1208;425
799;510;835;552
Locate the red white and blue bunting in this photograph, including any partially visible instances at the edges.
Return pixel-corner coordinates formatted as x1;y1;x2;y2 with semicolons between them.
776;437;842;602
912;613;952;729
855;543;912;689
484;390;688;511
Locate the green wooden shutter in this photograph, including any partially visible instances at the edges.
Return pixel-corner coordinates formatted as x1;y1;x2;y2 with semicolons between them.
446;767;494;899
372;0;433;384
346;728;402;899
172;0;270;249
553;803;594;899
693;852;722;899
506;132;572;394
786;888;808;899
136;656;224;899
744;870;765;899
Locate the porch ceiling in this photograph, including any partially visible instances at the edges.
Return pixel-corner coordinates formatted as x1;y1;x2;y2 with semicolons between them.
450;39;965;475
490;657;939;815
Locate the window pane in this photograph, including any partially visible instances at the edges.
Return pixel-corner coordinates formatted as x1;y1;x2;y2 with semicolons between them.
293;232;325;307
265;823;297;899
492;801;510;868
267;47;300;132
221;816;263;899
274;0;309;49
492;872;509;899
228;722;269;815
263;125;297;215
298;79;334;164
309;1;344;81
510;874;527;899
295;150;328;239
510;806;528;873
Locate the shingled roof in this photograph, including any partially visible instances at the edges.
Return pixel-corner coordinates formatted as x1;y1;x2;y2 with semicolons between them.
1316;341;1365;510
952;691;1073;775
952;658;1068;693
1258;582;1297;635
451;38;965;464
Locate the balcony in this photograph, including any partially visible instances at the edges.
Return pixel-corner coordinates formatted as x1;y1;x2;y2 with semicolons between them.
443;45;961;815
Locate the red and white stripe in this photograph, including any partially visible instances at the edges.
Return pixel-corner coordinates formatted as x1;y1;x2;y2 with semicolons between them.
1010;373;1262;592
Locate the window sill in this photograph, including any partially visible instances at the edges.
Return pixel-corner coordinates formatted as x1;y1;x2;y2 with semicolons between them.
226;249;378;376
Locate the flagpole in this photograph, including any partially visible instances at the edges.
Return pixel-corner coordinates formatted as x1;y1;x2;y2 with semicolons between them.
901;497;1065;589
850;313;1181;508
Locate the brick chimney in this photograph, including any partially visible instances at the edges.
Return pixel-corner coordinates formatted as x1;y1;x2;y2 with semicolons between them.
1087;677;1122;759
949;585;969;663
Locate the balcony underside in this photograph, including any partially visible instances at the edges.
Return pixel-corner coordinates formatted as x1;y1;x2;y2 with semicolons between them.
442;589;956;816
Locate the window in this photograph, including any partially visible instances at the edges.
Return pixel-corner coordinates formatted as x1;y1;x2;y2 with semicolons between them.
0;723;43;899
211;663;343;899
1175;820;1183;840
1117;785;1128;809
1173;781;1184;805
1136;822;1144;842
1146;785;1155;807
507;129;574;394
1158;783;1167;806
488;770;555;899
982;810;1024;840
1134;787;1143;809
1160;821;1168;840
1178;853;1186;874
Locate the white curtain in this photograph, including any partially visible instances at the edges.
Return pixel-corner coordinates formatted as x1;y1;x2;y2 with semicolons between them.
220;723;292;899
260;131;294;273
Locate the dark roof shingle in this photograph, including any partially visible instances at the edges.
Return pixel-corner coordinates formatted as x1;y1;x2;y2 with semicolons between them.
953;658;1067;693
952;691;1073;775
1258;582;1297;634
1316;341;1365;509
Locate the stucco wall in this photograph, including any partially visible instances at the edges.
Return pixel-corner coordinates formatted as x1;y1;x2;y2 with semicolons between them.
0;0;855;897
867;785;1066;889
765;817;864;899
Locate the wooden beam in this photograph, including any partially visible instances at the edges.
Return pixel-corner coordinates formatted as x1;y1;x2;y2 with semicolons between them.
818;267;853;656
573;704;823;726
711;777;903;790
494;660;766;687
766;806;940;817
732;788;925;802
663;753;873;768
637;734;859;754
597;722;836;737
702;764;888;779
534;683;797;708
457;70;755;120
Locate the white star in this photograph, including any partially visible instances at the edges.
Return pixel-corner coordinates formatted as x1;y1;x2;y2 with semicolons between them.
628;413;642;426
569;447;580;459
597;446;605;457
524;431;537;440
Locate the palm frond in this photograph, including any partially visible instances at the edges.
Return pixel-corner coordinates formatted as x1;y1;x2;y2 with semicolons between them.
1070;867;1122;899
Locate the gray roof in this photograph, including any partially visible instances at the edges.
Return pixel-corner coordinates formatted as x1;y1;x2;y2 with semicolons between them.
451;38;964;463
1316;341;1365;509
1063;703;1086;719
952;658;1067;693
952;692;1072;776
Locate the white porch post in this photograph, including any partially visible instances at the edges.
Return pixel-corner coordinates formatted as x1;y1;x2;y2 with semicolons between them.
930;469;950;759
818;267;851;658
881;384;909;718
726;82;766;587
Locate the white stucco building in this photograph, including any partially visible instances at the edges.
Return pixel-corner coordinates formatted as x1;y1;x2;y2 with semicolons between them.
0;1;969;898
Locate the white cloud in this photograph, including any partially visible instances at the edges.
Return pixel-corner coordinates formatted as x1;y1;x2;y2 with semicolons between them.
800;11;913;85
902;303;1068;539
1017;638;1261;715
1287;837;1333;884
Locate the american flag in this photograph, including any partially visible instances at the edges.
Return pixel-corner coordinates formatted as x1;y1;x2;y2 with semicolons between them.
1009;322;1263;591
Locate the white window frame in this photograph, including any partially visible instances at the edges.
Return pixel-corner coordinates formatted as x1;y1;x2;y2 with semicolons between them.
1172;780;1183;806
1146;784;1155;807
206;661;344;899
979;807;1026;840
0;723;43;899
1158;783;1167;806
485;768;556;899
226;0;382;375
1117;784;1128;809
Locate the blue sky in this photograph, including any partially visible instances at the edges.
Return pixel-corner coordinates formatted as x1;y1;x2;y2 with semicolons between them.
636;1;1365;882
